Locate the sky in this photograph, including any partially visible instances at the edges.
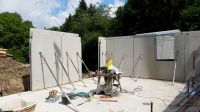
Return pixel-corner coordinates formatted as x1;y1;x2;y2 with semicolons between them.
0;0;126;29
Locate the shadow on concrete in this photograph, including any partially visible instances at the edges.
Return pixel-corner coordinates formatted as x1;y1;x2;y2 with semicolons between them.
54;42;62;83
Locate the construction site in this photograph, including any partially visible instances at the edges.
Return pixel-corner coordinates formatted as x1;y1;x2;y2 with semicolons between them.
0;28;200;112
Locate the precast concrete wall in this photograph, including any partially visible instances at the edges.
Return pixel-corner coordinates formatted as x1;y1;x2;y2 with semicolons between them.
30;28;82;90
99;37;107;67
100;30;200;81
183;31;200;81
133;36;156;79
174;33;185;81
133;35;183;81
104;36;134;77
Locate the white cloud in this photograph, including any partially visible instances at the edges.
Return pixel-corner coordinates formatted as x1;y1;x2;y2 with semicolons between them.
108;0;125;17
55;0;102;28
0;0;61;28
0;0;124;28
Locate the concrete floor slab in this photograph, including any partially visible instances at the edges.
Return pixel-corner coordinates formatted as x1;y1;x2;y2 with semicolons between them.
0;77;186;112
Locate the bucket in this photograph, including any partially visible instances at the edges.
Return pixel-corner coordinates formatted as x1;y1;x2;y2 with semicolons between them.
61;93;75;105
61;95;70;105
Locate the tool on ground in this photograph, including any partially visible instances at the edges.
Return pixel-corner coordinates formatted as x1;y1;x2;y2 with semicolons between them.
46;90;60;103
55;53;76;90
100;95;111;98
76;52;96;83
75;92;89;97
39;52;79;112
66;51;86;87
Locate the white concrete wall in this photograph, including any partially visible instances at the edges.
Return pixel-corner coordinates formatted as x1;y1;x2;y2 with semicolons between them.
133;36;156;79
106;36;134;76
101;31;200;81
174;33;185;81
183;31;200;81
99;37;107;67
30;28;81;90
133;36;180;81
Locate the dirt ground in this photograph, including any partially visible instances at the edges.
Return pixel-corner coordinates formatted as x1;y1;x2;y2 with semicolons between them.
0;57;29;96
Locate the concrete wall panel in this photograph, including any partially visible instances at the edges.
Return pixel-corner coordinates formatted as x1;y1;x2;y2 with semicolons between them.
133;36;183;81
106;36;134;76
62;35;82;84
99;37;107;67
133;37;155;78
30;28;81;90
174;33;185;81
184;31;200;81
99;31;200;82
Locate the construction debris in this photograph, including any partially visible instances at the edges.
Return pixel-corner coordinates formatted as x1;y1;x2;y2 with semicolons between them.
0;48;13;58
0;48;7;58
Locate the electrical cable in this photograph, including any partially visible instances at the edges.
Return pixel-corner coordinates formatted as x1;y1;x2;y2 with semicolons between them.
136;95;167;106
121;86;143;95
121;86;167;106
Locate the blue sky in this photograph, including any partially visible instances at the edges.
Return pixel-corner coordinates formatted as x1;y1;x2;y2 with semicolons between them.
0;0;126;28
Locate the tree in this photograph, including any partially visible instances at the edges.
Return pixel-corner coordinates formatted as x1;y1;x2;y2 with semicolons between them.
61;14;72;32
0;12;33;62
177;0;200;30
58;1;112;70
76;0;88;13
113;0;187;35
48;0;200;70
46;26;61;31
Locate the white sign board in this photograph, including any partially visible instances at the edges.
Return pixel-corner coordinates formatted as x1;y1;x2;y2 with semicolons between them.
156;35;175;60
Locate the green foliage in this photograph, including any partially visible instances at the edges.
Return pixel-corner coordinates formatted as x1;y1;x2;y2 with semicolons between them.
0;0;199;66
177;0;200;30
114;0;187;35
58;2;112;70
77;0;88;12
46;26;61;31
49;0;200;70
0;12;33;62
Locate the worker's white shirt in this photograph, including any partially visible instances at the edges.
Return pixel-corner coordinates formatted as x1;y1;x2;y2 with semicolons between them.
110;65;122;74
